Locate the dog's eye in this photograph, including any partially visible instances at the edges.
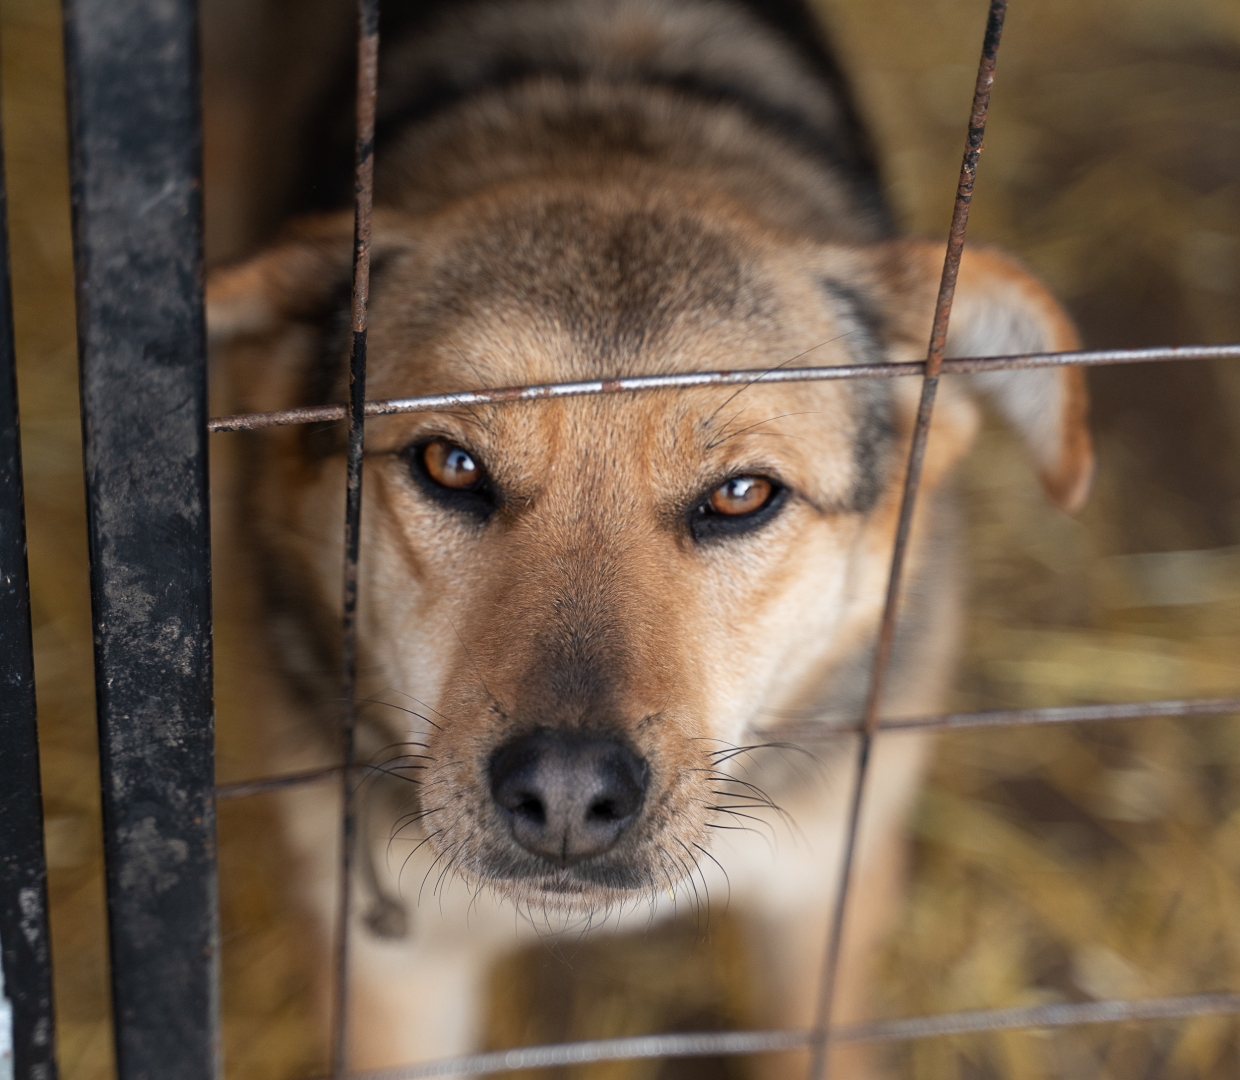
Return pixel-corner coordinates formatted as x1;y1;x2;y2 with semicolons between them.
690;475;786;542
709;476;772;516
424;440;483;490
410;439;497;520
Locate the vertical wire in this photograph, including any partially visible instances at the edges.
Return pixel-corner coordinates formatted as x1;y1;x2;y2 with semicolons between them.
332;1;380;1077
806;4;1008;1078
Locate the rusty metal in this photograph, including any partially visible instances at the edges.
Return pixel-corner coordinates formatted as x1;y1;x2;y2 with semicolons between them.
63;0;221;1076
215;766;343;801
752;695;1240;743
214;697;1240;803
332;2;380;1078
807;5;1008;1078
205;344;1240;434
0;0;1220;1073
184;0;1240;1077
345;992;1240;1080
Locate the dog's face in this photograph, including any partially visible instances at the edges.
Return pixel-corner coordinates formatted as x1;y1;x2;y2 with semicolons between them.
210;185;1092;910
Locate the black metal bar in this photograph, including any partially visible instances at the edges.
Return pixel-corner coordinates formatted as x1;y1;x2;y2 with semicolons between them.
332;2;380;1077
344;992;1240;1080
809;4;1008;1078
0;97;58;1080
61;1;219;1078
205;344;1240;434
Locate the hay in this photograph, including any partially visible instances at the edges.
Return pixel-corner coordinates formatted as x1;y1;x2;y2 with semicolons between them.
4;0;1239;1077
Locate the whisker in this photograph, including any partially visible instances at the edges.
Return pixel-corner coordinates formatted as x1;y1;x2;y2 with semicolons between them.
711;786;801;837
385;687;455;730
417;845;452;905
705;410;819;450
653;845;683;918
706;806;778;853
368;738;432;755
390;806;440;834
674;837;709;927
707;782;786;812
707;774;780;800
669;842;701;919
397;829;441;889
692;842;731;911
386;808;442;866
356;697;442;731
433;836;468;900
703;331;857;430
359;763;425;788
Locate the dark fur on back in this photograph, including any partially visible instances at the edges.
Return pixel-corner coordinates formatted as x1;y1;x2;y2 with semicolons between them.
290;0;890;236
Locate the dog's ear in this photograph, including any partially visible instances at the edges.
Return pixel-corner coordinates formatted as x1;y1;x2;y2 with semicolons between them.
206;212;364;345
824;241;1094;513
207;212;412;414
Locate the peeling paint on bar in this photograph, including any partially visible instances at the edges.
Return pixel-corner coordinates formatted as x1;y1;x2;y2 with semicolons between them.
63;0;219;1078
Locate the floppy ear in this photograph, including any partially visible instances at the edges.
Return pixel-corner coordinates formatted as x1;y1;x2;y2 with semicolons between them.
826;241;1094;513
207;212;359;344
207;212;416;416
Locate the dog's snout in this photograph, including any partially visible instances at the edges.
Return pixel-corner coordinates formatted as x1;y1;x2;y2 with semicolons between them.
489;730;647;865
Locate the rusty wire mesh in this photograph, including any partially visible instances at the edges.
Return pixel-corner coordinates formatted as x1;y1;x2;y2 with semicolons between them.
201;0;1240;1077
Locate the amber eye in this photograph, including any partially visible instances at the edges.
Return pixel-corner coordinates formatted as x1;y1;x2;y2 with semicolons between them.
708;476;773;516
423;440;482;490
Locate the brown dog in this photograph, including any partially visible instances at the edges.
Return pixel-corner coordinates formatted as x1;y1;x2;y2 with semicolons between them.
206;0;1093;1073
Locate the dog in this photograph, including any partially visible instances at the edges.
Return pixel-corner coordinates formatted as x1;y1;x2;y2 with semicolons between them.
205;0;1094;1073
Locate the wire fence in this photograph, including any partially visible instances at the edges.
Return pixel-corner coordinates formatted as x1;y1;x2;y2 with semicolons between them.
1;0;1238;1079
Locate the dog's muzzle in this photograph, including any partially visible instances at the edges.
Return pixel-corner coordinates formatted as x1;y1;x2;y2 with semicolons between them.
488;729;648;866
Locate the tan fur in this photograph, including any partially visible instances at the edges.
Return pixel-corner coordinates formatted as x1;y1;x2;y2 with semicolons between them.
207;1;1092;1071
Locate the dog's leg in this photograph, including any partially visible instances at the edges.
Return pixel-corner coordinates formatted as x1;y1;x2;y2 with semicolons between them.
745;826;909;1080
346;921;502;1072
274;780;517;1072
730;732;931;1080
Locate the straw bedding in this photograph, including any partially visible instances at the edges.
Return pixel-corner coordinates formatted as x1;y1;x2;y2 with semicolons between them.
6;0;1238;1075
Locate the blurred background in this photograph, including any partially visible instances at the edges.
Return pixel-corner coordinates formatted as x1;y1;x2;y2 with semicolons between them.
4;0;1239;1077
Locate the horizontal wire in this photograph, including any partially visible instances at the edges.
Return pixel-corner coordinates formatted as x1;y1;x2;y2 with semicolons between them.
206;344;1240;432
212;696;1240;801
341;992;1240;1080
215;765;341;800
752;695;1240;744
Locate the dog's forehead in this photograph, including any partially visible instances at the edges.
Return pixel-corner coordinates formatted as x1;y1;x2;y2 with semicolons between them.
365;190;859;395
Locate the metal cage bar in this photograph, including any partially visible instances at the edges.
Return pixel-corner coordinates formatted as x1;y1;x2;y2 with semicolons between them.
13;0;1234;1076
205;344;1240;434
332;2;380;1076
213;696;1240;801
811;6;1006;1074
62;2;220;1079
195;0;1240;1072
344;990;1240;1080
0;93;58;1080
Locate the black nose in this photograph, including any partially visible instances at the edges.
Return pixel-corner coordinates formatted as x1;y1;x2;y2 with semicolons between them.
489;730;648;865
